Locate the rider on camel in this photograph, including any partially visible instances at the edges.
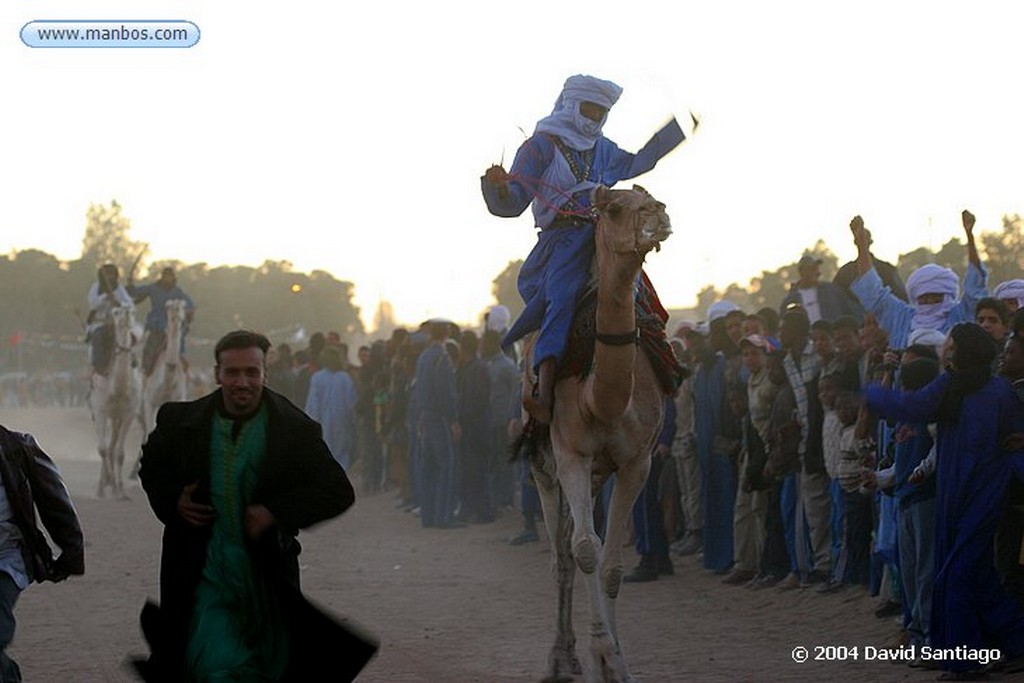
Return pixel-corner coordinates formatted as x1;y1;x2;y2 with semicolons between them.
481;74;685;422
86;264;135;374
128;267;195;376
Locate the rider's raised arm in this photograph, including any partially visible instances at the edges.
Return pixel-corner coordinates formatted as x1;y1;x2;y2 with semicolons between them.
603;117;685;184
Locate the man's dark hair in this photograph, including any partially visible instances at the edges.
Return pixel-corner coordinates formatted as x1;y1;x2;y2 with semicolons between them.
899;357;940;392
781;307;810;339
481;329;502;357
460;330;479;358
214;330;271;364
811;319;834;335
976;297;1010;325
756;307;780;336
1014;309;1024;337
818;372;842;389
832;315;859;335
905;343;939;362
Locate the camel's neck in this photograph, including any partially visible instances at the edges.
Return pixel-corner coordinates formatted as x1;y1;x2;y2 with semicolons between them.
110;328;134;391
589;244;645;424
165;315;182;366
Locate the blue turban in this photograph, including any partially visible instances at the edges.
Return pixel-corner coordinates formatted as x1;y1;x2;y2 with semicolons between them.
534;75;623;151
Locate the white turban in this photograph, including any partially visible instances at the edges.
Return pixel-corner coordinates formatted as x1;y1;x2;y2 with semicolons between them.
907;328;946;357
906;264;959;332
707;300;741;324
906;264;959;303
994;280;1024;309
486;305;511;333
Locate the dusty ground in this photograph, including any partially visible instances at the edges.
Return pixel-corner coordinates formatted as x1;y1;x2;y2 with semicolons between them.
0;406;993;682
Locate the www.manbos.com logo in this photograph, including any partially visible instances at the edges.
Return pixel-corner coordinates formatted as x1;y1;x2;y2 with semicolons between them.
21;20;200;48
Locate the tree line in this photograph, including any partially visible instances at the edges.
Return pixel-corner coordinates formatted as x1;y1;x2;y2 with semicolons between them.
1;200;362;374
491;214;1024;322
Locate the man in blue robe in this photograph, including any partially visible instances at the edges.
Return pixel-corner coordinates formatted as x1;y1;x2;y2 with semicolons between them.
866;323;1024;677
482;74;685;422
129;267;196;375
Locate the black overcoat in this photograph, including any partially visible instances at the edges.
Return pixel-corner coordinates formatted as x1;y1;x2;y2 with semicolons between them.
135;388;376;682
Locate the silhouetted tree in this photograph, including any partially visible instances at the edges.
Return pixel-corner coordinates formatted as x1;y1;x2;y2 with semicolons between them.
80;200;148;272
491;259;524;322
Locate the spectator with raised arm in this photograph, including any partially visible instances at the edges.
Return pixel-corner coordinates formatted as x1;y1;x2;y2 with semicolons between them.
848;212;988;350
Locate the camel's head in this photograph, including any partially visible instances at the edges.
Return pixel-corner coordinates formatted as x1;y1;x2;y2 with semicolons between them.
165;298;187;325
592;185;671;257
110;305;137;345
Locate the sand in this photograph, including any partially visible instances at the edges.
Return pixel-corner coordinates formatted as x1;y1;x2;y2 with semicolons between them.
0;406;953;682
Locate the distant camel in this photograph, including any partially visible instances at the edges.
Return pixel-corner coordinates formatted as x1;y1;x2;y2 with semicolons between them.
90;305;142;499
140;298;188;442
524;185;672;683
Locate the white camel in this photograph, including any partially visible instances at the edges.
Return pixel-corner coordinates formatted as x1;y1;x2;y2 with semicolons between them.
140;298;189;442
90;304;142;499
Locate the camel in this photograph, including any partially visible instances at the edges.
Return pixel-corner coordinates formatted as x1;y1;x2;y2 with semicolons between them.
523;185;672;683
140;298;189;442
89;304;142;499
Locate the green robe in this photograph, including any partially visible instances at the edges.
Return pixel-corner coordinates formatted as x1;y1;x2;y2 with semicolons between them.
185;406;289;682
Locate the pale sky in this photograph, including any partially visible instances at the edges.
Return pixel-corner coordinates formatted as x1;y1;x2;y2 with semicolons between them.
3;2;1024;330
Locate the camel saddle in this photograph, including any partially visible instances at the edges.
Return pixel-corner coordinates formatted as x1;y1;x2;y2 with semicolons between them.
557;271;685;395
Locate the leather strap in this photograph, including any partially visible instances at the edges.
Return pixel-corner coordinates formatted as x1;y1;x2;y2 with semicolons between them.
595;329;640;346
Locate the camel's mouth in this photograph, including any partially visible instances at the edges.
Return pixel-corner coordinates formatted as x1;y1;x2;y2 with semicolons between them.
639;212;672;251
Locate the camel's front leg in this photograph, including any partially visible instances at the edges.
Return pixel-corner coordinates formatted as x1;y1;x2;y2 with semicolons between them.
95;415;112;498
551;444;627;683
110;412;135;500
601;453;651;645
532;459;581;682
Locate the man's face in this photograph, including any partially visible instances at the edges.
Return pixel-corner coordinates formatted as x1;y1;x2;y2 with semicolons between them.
725;314;744;345
836;397;859;426
778;319;803;351
1002;298;1020;314
741;344;765;374
916;293;945;306
159;272;175;289
818;380;837;410
977;308;1008;341
742;317;765;338
215;346;266;416
799;263;821;286
811;329;833;360
833;327;861;362
941;336;957;371
999;338;1024;380
579;101;608;123
727;391;748;418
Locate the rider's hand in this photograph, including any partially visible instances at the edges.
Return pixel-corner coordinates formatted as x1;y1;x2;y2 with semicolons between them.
484;165;508;184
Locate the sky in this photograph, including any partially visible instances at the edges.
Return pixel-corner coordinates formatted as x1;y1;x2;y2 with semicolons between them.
3;2;1024;331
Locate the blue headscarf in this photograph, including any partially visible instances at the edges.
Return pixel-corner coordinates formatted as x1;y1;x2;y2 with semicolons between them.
534;75;623;151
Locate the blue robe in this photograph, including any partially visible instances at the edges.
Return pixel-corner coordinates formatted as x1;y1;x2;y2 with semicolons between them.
304;369;357;469
482;119;684;367
866;374;1024;672
693;354;736;572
